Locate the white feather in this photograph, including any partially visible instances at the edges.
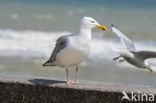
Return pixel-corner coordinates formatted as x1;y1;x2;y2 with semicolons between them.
111;24;136;51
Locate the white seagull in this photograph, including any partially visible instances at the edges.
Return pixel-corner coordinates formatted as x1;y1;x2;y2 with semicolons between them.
43;17;107;85
111;24;156;72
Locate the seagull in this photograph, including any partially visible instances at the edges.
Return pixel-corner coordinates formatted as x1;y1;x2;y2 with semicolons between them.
43;17;107;85
111;24;156;72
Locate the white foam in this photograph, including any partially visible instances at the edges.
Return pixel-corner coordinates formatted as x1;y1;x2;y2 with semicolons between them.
0;29;69;58
0;29;156;65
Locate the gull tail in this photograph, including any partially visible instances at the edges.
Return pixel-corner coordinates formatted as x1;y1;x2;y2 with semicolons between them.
111;47;120;53
111;47;125;56
43;60;56;66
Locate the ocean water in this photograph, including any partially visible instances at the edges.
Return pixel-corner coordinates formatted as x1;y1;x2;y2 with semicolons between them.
0;0;156;86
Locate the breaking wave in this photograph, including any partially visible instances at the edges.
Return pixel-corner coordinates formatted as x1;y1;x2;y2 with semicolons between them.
0;29;156;63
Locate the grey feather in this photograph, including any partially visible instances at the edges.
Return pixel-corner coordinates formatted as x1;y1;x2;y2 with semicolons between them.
111;24;136;51
50;35;71;61
133;51;156;60
43;34;73;66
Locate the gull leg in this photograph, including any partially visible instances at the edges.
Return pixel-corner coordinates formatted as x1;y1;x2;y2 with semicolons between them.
118;59;125;63
66;67;72;85
74;65;80;84
113;56;121;61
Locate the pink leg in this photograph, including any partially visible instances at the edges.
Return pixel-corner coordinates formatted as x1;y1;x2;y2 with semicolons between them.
66;67;73;85
74;65;80;84
113;56;121;61
118;59;125;63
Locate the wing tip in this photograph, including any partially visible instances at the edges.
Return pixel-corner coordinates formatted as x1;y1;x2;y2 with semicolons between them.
111;24;115;27
111;24;118;28
111;47;119;52
43;60;56;66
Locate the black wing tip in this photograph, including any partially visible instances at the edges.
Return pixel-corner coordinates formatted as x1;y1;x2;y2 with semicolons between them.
42;60;50;66
111;24;115;27
42;63;56;66
42;63;47;66
42;62;47;66
42;60;56;66
111;24;118;28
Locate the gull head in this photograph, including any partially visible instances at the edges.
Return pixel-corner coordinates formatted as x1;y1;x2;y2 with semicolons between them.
80;17;107;30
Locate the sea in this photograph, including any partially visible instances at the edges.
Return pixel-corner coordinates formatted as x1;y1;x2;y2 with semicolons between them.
0;0;156;86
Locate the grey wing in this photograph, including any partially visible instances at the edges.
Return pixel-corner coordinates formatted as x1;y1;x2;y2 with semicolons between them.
48;34;71;62
134;51;156;60
111;24;136;51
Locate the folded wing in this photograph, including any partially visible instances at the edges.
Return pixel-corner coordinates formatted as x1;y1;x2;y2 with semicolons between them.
49;34;71;62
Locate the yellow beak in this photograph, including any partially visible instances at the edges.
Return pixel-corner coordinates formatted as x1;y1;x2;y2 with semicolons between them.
96;25;107;31
149;68;153;72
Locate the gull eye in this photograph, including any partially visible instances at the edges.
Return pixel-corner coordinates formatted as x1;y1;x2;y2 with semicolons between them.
90;20;95;23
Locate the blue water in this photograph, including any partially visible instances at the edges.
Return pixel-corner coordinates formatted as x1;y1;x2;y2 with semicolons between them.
0;0;156;34
0;0;156;87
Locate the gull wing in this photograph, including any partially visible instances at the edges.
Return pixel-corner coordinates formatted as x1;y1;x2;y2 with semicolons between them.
134;51;156;60
48;34;72;63
111;24;136;51
43;34;74;66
